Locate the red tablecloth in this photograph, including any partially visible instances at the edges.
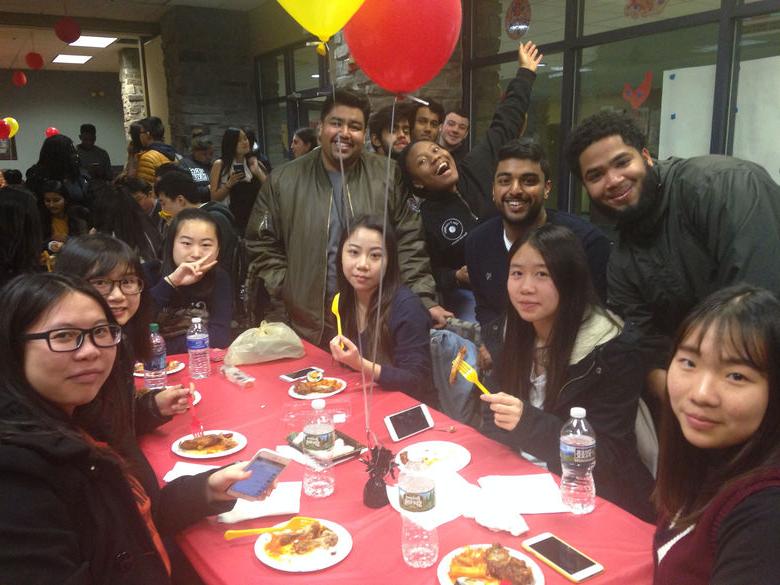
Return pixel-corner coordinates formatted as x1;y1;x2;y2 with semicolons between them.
138;344;654;585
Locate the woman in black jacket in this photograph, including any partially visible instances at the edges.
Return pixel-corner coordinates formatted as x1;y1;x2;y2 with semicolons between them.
480;224;655;521
0;272;250;584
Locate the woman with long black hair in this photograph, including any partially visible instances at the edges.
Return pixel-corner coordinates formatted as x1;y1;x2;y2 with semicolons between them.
26;133;91;206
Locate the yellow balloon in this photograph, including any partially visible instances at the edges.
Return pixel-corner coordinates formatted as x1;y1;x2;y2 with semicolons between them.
277;0;366;43
3;117;19;138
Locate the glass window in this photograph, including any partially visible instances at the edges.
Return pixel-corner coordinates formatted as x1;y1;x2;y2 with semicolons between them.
574;23;719;218
583;0;720;36
258;53;286;99
732;12;780;184
262;102;289;167
475;0;566;58
472;53;563;208
292;45;321;91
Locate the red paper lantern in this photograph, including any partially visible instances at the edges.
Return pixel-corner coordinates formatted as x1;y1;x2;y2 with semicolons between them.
344;0;462;94
0;121;10;140
25;52;45;70
54;17;81;44
12;71;28;87
45;127;60;138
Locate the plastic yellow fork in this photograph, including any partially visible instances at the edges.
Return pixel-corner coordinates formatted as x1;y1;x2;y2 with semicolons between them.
331;292;344;349
456;360;491;395
223;516;316;540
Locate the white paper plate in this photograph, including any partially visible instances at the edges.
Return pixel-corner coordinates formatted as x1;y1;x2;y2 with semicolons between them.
133;360;186;378
254;518;352;572
437;544;545;585
170;430;247;459
395;440;471;474
288;377;347;400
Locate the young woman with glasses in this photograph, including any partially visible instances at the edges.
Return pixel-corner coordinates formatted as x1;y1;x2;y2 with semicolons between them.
0;272;251;583
56;234;191;436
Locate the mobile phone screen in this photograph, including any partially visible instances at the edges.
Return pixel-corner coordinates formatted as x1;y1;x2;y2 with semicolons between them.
229;457;285;498
281;367;321;381
528;536;596;574
388;406;431;440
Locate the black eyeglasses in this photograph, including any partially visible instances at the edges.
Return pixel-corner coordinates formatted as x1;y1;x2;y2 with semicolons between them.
88;276;144;296
23;324;122;352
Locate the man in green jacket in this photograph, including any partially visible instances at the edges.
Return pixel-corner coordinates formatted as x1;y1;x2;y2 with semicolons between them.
245;89;446;345
566;111;780;401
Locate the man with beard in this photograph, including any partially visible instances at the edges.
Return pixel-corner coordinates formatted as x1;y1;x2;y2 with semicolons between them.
398;41;542;320
566;110;780;400
369;103;414;158
245;89;444;345
465;138;611;330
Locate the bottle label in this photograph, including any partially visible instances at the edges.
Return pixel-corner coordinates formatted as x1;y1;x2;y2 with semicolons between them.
560;440;596;465
144;354;166;371
303;430;335;451
399;487;435;512
187;336;209;350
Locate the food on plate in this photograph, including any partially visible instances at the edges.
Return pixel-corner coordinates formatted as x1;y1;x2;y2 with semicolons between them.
399;448;440;468
264;519;339;558
449;346;467;385
306;370;324;383
178;432;237;453
448;544;534;585
293;377;342;395
134;360;182;374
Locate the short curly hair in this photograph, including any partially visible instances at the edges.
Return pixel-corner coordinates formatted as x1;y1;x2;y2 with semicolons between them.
565;111;647;180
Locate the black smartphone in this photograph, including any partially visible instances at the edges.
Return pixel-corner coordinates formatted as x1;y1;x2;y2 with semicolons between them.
226;449;289;500
232;163;245;176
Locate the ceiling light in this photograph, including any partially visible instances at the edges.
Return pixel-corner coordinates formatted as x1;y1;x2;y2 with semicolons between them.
311;74;320;78
69;36;117;48
53;54;93;64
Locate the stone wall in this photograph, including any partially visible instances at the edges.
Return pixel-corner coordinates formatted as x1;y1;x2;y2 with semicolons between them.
119;48;146;136
327;32;464;113
159;6;257;154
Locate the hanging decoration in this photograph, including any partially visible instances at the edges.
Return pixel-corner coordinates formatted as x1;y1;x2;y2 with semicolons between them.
0;120;10;140
12;71;28;87
505;0;532;40
45;127;60;138
54;17;81;44
25;52;44;70
344;0;462;94
622;71;653;110
276;0;365;54
3;117;20;138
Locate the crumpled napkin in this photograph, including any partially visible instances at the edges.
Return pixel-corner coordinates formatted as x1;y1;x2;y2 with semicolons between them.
386;471;475;531
477;473;568;514
163;461;218;482
217;481;302;524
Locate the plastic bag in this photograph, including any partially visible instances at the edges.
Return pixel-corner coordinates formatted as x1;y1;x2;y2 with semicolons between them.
224;321;305;366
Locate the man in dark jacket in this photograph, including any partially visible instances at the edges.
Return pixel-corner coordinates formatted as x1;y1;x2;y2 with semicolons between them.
398;41;542;320
565;111;780;400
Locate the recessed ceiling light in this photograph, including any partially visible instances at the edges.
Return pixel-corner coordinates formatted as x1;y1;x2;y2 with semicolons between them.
69;36;117;48
53;54;93;64
311;74;320;78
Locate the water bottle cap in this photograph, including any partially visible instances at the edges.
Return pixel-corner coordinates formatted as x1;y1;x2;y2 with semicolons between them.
149;323;159;333
191;317;202;324
311;398;326;410
570;407;586;419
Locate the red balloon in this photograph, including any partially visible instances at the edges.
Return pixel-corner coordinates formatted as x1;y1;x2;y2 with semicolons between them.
344;0;462;94
45;127;60;138
0;121;9;140
54;17;81;44
25;52;44;70
12;71;28;87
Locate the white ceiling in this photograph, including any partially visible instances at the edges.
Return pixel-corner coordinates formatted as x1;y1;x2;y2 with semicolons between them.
0;0;270;73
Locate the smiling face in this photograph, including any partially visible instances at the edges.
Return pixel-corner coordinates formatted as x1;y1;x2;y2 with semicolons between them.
668;325;769;450
172;219;219;266
23;292;116;415
440;112;470;149
578;135;654;215
44;191;66;217
89;264;141;326
507;242;560;341
412;106;441;142
493;158;551;227
318;104;366;171
341;226;386;299
407;141;458;192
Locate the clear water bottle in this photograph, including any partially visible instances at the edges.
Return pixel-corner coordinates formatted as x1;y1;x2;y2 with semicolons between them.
398;457;438;568
302;399;335;497
560;406;597;514
186;317;211;379
144;323;167;390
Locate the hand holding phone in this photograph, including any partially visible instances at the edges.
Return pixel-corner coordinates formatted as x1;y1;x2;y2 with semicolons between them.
383;403;434;442
226;449;290;500
522;533;603;582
